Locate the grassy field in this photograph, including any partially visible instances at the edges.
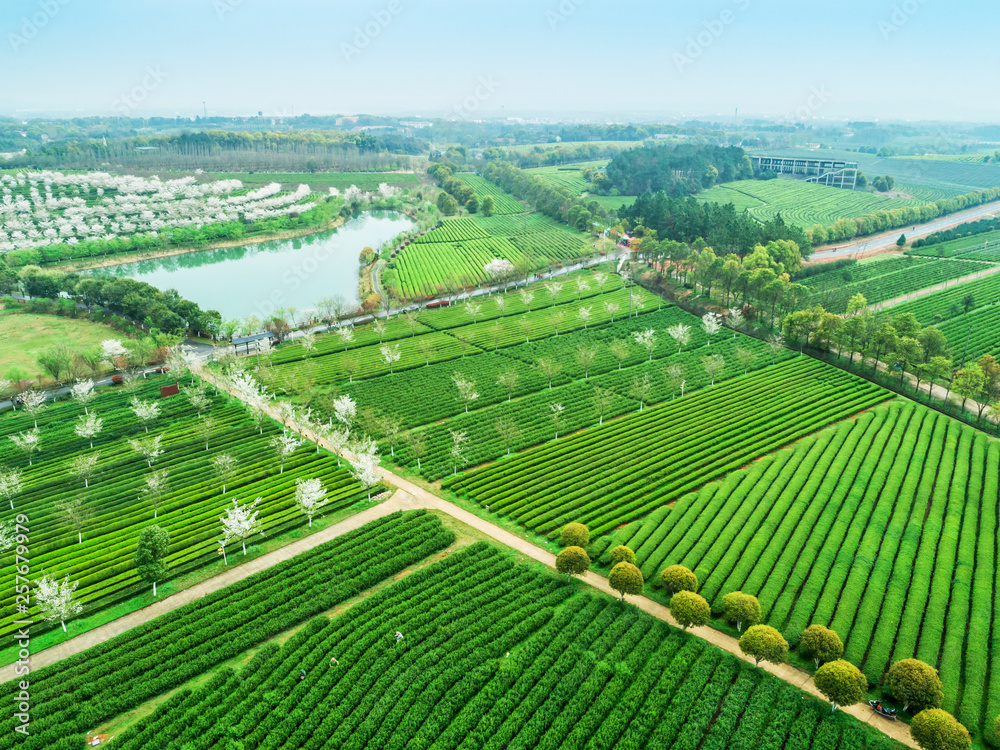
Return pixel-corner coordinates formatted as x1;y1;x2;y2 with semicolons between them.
697;179;923;228
0;310;120;381
524;161;607;194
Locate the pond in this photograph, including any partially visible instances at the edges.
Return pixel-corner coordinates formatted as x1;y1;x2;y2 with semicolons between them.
88;211;414;320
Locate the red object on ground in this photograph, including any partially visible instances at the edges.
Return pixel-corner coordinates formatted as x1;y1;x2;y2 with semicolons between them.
159;383;180;398
111;375;123;385
154;366;170;374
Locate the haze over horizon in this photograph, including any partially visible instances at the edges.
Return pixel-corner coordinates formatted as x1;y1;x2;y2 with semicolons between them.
1;0;996;123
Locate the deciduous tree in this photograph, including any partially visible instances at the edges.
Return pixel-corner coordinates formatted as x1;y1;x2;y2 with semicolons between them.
661;564;698;594
670;590;710;631
294;477;328;528
35;575;82;632
609;562;644;602
556;546;590;580
559;522;589;548
911;710;971;750
886;659;944;712
813;659;867;712
70;379;96;415
219;497;264;559
739;624;789;667
134;525;170;596
799;624;844;669
609;545;636;566
722;591;761;632
70;452;100;488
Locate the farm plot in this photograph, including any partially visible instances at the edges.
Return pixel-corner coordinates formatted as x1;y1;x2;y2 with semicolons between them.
908;228;1000;258
608;400;1000;745
0;510;454;750
104;540;896;750
886;271;1000;325
937;302;1000;362
455;173;526;214
411;217;490;244
269;316;434;365
394;236;526;298
0;378;374;637
524;163;593;194
509;229;589;260
445;358;891;538
801;255;987;313
472;212;578;236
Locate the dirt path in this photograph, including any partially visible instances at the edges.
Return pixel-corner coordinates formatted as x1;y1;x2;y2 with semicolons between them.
10;365;916;749
871;262;1000;311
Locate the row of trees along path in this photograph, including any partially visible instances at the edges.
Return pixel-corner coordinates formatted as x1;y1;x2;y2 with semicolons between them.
3;364;918;750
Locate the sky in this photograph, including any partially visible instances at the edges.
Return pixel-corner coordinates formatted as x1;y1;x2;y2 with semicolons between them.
1;0;997;123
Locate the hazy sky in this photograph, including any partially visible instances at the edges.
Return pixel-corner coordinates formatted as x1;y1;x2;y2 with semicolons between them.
1;0;996;122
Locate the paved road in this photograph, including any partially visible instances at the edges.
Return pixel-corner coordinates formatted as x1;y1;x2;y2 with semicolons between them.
811;199;1000;260
8;364;915;750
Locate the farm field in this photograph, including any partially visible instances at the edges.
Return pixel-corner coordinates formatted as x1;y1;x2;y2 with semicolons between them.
64;527;899;750
0;510;454;750
586;194;641;212
602;400;1000;745
0;376;375;637
697;179;923;229
908;228;1000;259
524;162;603;194
936;302;1000;363
455;173;525;214
800;255;991;313
0;310;119;382
886;270;1000;325
445;358;892;537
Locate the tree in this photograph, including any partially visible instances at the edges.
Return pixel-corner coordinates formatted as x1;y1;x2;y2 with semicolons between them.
897;233;907;247
952;365;985;411
336;326;355;352
0;469;23;510
294;477;328;528
575;346;597;379
497;369;520;402
129;435;164;468
333;395;356;435
70;452;100;488
961;294;975;314
270;433;303;474
799;624;844;669
739;624;788;667
633;329;656;361
609;545;636;566
379;413;403;457
142;469;169;519
519;317;534;343
578;306;593;329
556;546;591;580
661;564;698;594
604;301;621;322
767;333;785;364
448;429;468;475
70;379;96;415
35;575;82;632
9;429;41;466
702;354;725;386
453;373;479;413
608;339;630;370
130;398;160;433
185;385;212;417
664;363;685;400
886;659;944;712
911;709;972;750
219;497;264;560
666;323;692;354
349;447;382;501
536;358;562;390
813;659;867;712
480;195;495;216
549;310;566;336
495;416;521;456
404;431;427;469
629;373;653;411
736;348;756;375
418;338;436;366
212;453;238;494
519;288;535;311
592;386;614;426
56;496;93;544
721;591;761;632
134;525;170;596
702;312;722;346
560;522;590;548
70;413;101;451
379;343;401;374
609;562;644;602
464;301;483;324
544;280;564;307
20;390;47;428
670;590;711;631
195;415;216;451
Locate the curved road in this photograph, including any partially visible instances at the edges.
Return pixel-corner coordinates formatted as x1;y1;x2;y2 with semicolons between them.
811;198;1000;260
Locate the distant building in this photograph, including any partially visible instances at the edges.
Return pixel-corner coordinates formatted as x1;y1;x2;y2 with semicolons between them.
751;155;859;189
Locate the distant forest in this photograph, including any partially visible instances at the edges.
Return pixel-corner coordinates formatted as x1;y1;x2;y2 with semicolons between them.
598;144;754;196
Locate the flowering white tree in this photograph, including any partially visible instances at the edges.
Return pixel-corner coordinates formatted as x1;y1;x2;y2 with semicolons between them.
212;453;238;494
702;354;726;386
333;395;356;435
349;445;381;501
101;339;128;368
378;182;399;200
130;398;160;433
56;497;92;544
578;306;592;329
519;289;535;311
185;385;212;417
604;301;621;323
452;373;479;413
380;344;401;374
0;521;15;552
544;280;563;307
129;435;164;468
575;277;590;299
484;258;515;290
20;390;47;428
300;333;317;357
629;373;654;411
666;323;692;354
550;403;565;439
449;429;468;475
324;427;350;467
294;477;328;527
9;429;41;465
727;307;745;338
497;369;520;403
373;319;387;344
665;363;685;400
575;346;597;379
35;575;83;632
0;469;23;510
702;312;722;346
633;329;657;361
629;291;646;317
70;452;100;488
344;185;364;204
767;333;786;364
494;296;507;317
464;301;483;324
70;379;96;415
219;497;265;561
142;469;169;518
593;271;609;291
336;326;355;352
270;433;302;474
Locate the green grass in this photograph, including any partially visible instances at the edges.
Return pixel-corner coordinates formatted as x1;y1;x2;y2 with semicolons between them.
524;162;606;194
0;310;119;382
455;173;526;215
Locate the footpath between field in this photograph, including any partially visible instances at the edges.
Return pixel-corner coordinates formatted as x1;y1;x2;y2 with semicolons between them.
5;365;918;750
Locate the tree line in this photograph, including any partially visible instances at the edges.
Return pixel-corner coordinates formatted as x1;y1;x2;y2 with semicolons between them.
599;143;754;196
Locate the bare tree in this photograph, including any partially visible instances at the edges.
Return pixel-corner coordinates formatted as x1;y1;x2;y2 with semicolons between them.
465;301;483;324
142;469;169;518
736;347;757;375
519;318;534;343
129;435;164;468
495;417;522;456
56;497;93;544
604;301;621;323
578;306;593;329
195;415;216;451
575;346;598;379
592;386;614;425
453;373;480;413
404;431;427;469
629;373;653;411
449;430;468;475
664;363;685;400
608;339;630;370
497;369;520;402
702;354;726;386
633;329;657;361
549;402;566;439
185;385;212;417
212;453;238;494
70;452;100;488
404;310;421;337
418;338;436;366
536;358;562;390
379;413;403;457
767;333;785;364
373;319;387;344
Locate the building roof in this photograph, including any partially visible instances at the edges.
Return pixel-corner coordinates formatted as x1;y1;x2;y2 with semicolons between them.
232;332;276;346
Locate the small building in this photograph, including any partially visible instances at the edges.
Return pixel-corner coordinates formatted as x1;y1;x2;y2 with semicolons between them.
232;332;276;355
